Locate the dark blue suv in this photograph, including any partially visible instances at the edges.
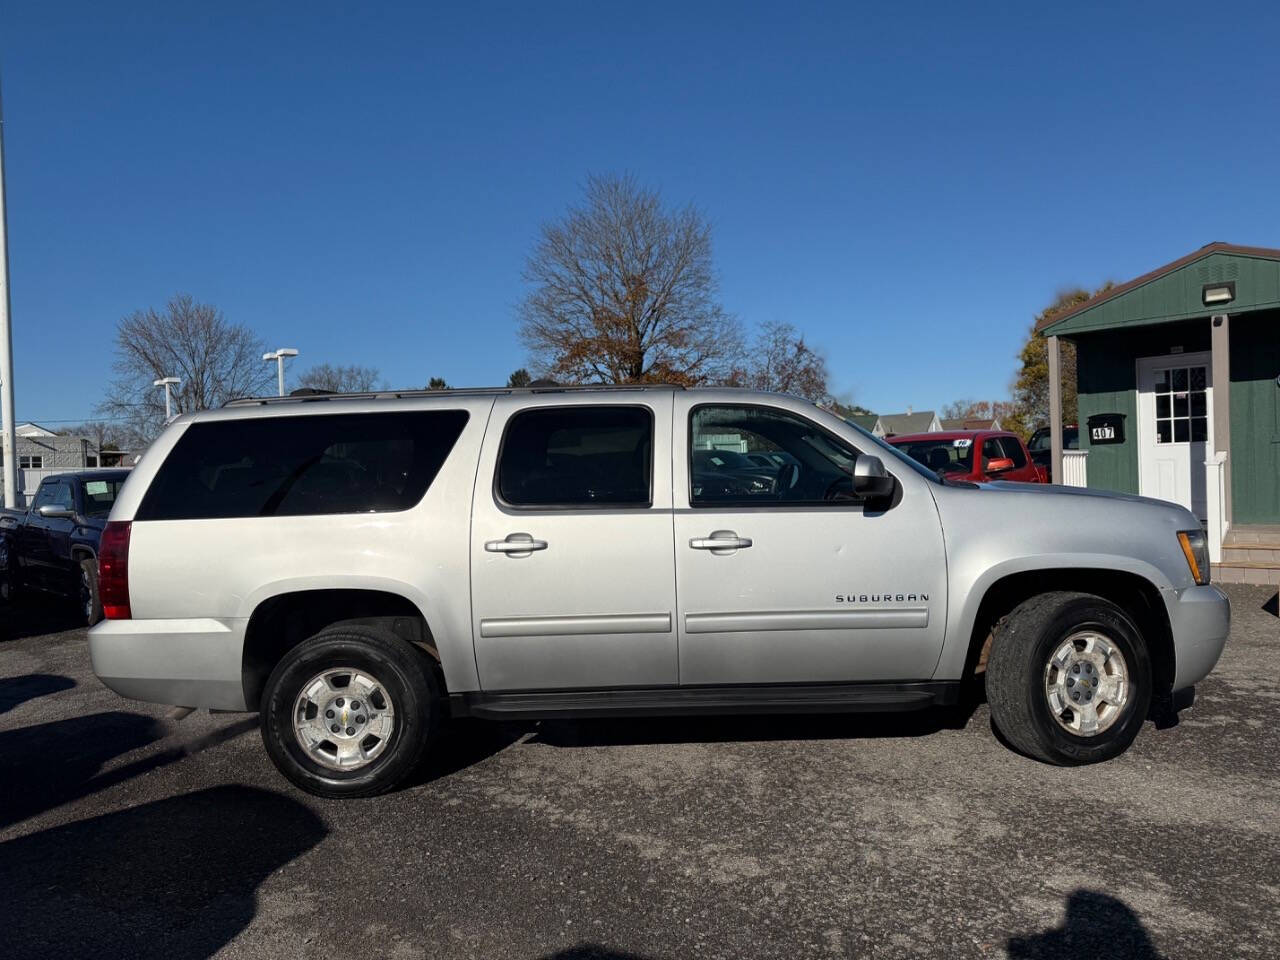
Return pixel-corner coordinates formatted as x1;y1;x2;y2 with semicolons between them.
0;470;131;625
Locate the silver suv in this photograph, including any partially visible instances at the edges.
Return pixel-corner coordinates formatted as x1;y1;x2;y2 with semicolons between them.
89;386;1230;797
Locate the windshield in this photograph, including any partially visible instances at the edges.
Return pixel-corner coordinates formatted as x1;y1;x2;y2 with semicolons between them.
890;437;975;474
82;478;126;518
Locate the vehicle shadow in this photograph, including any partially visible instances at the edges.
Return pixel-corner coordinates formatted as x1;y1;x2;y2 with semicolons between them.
0;710;257;829
0;595;84;642
0;785;326;960
1007;889;1167;959
402;717;525;788
0;672;76;713
527;699;982;750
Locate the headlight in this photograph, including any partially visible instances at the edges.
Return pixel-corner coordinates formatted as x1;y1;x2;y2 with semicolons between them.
1177;529;1210;585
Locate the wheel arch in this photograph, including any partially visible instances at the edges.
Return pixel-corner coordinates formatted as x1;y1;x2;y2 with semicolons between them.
944;562;1176;702
240;582;453;711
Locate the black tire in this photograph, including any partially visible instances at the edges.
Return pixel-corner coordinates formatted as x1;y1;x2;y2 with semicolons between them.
260;624;440;798
79;558;103;626
986;591;1152;765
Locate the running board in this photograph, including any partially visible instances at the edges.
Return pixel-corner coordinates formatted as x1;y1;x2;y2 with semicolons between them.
450;682;959;720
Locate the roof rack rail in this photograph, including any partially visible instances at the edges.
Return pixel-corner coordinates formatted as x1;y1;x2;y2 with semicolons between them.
223;383;688;408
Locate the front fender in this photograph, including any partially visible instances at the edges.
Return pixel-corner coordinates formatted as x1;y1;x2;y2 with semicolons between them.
934;553;1174;680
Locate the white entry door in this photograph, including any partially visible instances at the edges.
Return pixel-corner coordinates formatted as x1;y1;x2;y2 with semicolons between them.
1136;353;1212;522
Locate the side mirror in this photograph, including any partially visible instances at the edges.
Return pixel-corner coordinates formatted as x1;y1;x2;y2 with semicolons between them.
986;457;1015;474
852;454;895;499
38;505;75;519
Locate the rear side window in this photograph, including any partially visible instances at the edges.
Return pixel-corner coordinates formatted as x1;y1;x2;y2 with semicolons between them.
497;406;653;508
136;411;469;520
82;478;126;518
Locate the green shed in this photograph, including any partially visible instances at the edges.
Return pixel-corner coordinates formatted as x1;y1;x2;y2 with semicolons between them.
1038;242;1280;585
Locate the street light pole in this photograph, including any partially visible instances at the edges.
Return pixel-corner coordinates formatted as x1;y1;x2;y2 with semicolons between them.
153;377;180;422
263;348;298;397
0;77;18;508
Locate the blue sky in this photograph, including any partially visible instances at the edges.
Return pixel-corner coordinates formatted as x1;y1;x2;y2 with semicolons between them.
3;2;1279;426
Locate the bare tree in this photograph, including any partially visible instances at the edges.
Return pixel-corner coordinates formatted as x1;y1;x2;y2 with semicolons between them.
56;420;115;450
519;174;742;385
736;320;830;403
98;294;273;441
296;363;383;393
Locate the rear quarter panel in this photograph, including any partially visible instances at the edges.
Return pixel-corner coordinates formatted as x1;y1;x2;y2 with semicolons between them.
113;397;494;694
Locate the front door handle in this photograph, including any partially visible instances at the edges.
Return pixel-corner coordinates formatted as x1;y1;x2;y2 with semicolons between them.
485;533;548;556
690;530;753;553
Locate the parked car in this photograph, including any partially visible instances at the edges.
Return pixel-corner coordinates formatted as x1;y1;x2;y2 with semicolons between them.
0;470;131;625
888;430;1042;484
691;447;780;498
89;387;1228;798
1028;425;1079;483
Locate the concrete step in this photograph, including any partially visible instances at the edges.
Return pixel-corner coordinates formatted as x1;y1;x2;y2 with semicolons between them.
1212;561;1280;586
1224;526;1280;549
1222;546;1280;565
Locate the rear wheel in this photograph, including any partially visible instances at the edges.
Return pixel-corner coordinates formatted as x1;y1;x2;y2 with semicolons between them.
986;591;1151;765
260;624;440;798
79;558;103;626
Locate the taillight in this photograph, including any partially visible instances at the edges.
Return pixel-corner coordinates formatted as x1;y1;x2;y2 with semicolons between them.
99;520;132;619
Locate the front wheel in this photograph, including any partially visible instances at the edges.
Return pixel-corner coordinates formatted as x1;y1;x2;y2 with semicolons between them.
986;591;1152;765
260;624;440;798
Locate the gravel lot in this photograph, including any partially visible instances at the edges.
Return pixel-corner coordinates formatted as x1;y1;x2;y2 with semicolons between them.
2;584;1277;960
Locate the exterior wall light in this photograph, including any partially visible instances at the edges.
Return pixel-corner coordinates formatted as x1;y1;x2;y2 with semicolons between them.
1202;281;1235;306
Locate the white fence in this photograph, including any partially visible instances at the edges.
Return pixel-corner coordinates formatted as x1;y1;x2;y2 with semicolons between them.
1061;450;1089;488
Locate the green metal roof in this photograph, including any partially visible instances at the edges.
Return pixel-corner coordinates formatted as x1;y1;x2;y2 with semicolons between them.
1039;243;1280;338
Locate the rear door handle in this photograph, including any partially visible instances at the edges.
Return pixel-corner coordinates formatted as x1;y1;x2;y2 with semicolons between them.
485;533;548;556
690;531;753;552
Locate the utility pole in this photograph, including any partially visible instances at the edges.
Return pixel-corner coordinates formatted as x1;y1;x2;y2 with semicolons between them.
0;77;18;509
153;377;180;422
263;347;298;397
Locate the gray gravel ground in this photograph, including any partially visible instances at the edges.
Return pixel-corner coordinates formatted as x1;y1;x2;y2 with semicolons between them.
2;584;1277;960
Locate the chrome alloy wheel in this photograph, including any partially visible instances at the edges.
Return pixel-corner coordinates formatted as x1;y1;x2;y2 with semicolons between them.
292;668;396;771
1044;631;1130;736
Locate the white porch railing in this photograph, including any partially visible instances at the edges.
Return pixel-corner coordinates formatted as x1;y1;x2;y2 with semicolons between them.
1204;451;1229;563
1061;450;1089;487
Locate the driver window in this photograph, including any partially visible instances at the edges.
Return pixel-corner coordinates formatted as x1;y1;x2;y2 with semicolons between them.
31;481;73;513
31;481;59;511
981;438;1004;470
690;405;858;507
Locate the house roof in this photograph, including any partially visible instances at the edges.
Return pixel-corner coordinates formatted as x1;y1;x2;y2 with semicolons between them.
1038;242;1280;337
888;429;1009;443
876;411;938;435
847;414;878;431
941;417;1000;431
16;422;57;438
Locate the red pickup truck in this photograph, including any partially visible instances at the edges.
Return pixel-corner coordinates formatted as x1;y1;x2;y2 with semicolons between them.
887;430;1044;484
